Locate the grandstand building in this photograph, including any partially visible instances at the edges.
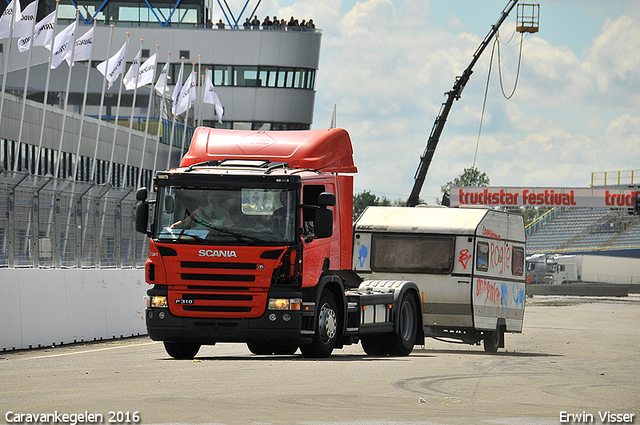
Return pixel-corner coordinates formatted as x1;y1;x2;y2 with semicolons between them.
0;0;322;186
526;179;640;258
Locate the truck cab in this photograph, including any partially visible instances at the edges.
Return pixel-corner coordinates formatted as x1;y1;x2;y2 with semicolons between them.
136;128;357;359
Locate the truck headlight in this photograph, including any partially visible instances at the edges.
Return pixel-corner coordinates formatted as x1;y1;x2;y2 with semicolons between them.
268;298;302;311
147;295;168;308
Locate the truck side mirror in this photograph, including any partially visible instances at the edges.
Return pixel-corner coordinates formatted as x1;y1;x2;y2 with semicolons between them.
135;187;151;236
317;192;336;207
136;187;148;202
314;208;333;239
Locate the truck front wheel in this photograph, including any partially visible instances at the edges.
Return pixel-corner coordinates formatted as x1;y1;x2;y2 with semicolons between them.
163;341;201;359
300;291;339;358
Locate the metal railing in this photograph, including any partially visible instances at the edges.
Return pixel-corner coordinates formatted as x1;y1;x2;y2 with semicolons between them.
0;171;149;269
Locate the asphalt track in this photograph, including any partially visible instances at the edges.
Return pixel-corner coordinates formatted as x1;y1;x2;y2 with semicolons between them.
1;295;639;425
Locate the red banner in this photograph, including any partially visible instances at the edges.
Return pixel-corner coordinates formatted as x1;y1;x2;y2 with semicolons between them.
451;187;638;208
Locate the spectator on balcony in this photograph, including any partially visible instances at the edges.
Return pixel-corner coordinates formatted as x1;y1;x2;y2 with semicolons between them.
251;15;260;29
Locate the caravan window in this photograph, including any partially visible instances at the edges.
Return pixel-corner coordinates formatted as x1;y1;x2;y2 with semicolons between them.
512;247;524;276
476;242;489;272
371;234;454;274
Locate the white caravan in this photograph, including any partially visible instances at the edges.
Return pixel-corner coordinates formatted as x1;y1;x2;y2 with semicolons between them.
353;206;526;352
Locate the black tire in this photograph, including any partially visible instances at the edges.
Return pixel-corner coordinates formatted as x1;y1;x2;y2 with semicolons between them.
300;291;339;358
247;342;298;355
387;292;418;356
247;341;273;355
361;335;388;356
272;344;298;355
483;330;500;353
163;341;201;359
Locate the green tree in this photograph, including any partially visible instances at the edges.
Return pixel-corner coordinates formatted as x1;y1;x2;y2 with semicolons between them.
440;167;490;204
353;190;379;221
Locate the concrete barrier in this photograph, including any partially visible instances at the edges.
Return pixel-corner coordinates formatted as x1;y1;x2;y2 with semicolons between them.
0;269;148;351
526;283;629;297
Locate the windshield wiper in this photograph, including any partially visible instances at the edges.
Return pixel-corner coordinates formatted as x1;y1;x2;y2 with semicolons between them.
191;216;270;244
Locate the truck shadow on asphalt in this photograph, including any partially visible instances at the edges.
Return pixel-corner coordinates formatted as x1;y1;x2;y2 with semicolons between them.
163;349;561;361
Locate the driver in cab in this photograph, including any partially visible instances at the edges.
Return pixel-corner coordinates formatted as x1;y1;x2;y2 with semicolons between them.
171;191;233;229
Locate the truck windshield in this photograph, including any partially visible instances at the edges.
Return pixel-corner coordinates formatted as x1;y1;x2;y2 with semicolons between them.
154;187;297;245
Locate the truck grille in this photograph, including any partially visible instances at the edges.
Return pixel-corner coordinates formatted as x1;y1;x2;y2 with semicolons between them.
168;259;270;319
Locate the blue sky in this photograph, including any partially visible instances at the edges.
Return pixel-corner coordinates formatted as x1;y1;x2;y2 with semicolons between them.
221;1;640;204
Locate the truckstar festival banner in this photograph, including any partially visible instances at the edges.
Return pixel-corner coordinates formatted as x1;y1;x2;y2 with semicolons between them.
451;187;639;208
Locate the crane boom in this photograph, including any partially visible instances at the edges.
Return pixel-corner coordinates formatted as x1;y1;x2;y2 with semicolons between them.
406;0;519;207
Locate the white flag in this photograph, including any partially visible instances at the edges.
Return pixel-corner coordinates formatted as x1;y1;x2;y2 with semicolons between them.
135;53;157;89
64;26;93;65
154;61;169;95
175;71;196;116
203;73;224;124
123;49;141;90
13;0;36;41
50;21;76;69
0;0;20;39
18;10;55;53
97;41;127;89
171;62;184;115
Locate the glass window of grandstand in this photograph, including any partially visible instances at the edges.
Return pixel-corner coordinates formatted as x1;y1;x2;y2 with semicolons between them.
235;67;259;87
258;67;278;87
63;0;202;26
214;66;233;86
170;63;195;84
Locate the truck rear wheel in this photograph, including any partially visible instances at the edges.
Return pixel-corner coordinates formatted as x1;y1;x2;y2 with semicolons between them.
388;292;418;356
163;341;201;359
300;291;338;358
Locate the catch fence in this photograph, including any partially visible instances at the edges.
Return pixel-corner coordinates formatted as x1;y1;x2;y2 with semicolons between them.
0;171;149;268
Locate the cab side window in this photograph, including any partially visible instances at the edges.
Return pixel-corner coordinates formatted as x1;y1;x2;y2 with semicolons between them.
302;184;326;237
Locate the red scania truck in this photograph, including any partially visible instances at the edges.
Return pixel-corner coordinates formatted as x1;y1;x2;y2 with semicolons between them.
135;127;424;359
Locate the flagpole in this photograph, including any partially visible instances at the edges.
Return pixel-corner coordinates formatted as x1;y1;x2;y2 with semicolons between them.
197;54;202;127
90;24;115;183
73;18;97;181
15;0;39;174
166;57;184;170
31;0;60;174
152;51;170;182
180;68;195;157
0;0;18;157
106;32;130;186
137;44;159;189
122;38;143;188
53;9;79;179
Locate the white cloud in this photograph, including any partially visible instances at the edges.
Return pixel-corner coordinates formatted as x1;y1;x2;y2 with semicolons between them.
226;1;640;201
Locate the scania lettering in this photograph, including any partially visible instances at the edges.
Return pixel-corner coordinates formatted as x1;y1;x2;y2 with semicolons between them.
198;250;237;258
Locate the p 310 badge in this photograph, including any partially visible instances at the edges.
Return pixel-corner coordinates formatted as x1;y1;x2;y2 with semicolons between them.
175;299;194;304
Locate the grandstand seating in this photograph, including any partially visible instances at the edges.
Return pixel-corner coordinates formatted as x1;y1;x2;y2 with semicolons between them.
526;207;640;254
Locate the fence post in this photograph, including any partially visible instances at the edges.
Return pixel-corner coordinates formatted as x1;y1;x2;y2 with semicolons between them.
53;190;62;268
7;185;15;268
31;190;39;268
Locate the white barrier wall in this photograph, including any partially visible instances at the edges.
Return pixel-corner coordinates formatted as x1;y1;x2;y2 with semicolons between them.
0;269;148;351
